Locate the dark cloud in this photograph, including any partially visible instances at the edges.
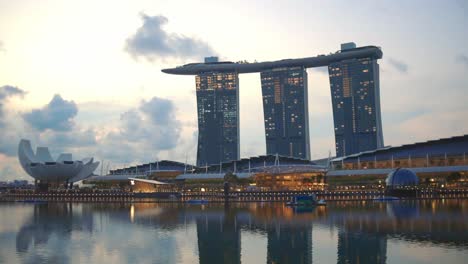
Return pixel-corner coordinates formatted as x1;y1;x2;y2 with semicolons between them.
98;96;181;163
40;129;97;151
23;94;78;132
125;13;215;61
0;85;26;127
139;97;176;124
387;57;409;73
456;54;468;67
0;92;184;175
0;133;20;156
0;85;25;101
121;97;180;149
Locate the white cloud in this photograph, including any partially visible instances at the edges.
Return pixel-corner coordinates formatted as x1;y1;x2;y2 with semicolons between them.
23;94;78;132
125;13;216;62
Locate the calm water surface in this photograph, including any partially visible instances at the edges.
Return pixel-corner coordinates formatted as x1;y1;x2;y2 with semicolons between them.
0;200;467;264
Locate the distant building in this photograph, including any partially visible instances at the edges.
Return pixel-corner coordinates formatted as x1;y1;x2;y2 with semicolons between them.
328;42;384;156
88;155;326;191
177;155;327;191
195;62;240;166
260;67;310;159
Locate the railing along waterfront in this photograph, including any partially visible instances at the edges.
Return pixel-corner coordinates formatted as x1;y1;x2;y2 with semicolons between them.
2;188;468;202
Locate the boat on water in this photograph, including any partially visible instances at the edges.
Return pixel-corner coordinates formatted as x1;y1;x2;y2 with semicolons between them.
186;199;209;204
316;199;327;206
286;194;326;207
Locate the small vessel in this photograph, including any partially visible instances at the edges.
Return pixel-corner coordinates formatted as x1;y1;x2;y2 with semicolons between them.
317;199;327;206
286;194;323;207
186;199;209;204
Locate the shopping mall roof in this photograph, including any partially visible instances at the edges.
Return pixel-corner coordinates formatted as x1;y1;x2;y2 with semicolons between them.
331;134;468;162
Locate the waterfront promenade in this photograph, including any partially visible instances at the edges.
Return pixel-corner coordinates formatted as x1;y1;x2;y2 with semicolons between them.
2;188;467;202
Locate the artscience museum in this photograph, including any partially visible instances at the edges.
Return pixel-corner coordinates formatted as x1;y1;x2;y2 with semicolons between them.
18;139;99;190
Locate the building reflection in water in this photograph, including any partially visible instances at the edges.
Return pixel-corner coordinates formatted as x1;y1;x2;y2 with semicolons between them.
196;206;241;264
8;200;468;264
15;203;94;263
337;231;386;264
267;224;312;264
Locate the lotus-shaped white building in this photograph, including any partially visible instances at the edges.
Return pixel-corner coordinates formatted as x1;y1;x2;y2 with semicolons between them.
18;139;99;184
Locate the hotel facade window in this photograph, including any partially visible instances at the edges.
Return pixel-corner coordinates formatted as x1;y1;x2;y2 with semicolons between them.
260;67;310;159
196;71;240;166
328;52;384;157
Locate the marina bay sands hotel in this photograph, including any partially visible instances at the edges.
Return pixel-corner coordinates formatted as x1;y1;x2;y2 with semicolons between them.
162;43;384;166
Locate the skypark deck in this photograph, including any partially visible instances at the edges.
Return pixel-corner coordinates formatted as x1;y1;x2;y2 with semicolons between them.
162;46;382;75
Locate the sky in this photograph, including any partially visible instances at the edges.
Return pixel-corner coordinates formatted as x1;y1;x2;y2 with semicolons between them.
0;0;467;181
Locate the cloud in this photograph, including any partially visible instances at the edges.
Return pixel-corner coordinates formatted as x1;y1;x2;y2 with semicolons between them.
23;94;78;132
0;85;24;99
0;40;5;52
0;155;28;180
97;96;181;163
139;96;176;124
387;57;409;73
0;105;37;158
40;129;97;151
385;109;468;146
0;91;185;179
0;85;26;127
0;92;96;160
0;86;30;157
125;13;215;61
456;54;468;67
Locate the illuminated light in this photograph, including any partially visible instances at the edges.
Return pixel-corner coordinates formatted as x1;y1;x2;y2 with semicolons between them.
201;188;206;192
130;180;135;186
130;204;135;223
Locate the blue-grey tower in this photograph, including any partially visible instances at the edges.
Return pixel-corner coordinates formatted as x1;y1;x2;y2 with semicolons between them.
195;57;239;166
162;45;383;161
261;67;310;159
328;42;384;157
